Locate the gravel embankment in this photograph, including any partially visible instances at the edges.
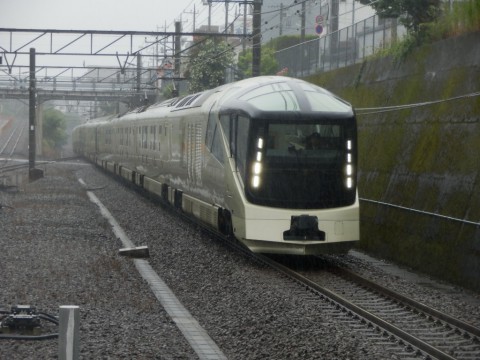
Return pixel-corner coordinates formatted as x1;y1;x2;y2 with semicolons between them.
0;162;195;359
1;161;479;359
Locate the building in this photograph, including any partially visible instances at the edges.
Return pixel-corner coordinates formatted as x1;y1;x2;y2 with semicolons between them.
260;0;376;43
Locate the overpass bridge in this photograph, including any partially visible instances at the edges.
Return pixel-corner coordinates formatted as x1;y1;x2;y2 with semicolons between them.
0;85;158;105
0;27;191;171
0;26;248;176
0;27;210;108
0;26;247;106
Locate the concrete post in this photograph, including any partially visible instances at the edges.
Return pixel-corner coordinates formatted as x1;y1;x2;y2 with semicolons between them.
252;0;262;77
58;305;80;360
35;102;43;156
29;48;36;172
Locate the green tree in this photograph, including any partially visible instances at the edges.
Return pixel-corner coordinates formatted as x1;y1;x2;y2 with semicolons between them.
42;107;68;152
237;46;279;78
186;38;235;93
268;35;317;51
359;0;441;34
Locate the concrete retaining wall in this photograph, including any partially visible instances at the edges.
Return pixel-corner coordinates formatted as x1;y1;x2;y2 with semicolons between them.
306;31;480;291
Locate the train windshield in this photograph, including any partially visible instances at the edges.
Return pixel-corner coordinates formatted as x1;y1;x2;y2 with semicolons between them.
245;118;357;209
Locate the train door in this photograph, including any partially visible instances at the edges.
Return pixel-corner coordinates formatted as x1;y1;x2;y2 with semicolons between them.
222;113;250;186
184;119;203;186
162;122;171;161
95;126;99;154
221;113;250;192
221;112;251;239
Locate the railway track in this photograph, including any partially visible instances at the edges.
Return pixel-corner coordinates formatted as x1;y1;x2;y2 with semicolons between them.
257;254;480;360
0;121;26;157
97;163;480;359
0;163;29;174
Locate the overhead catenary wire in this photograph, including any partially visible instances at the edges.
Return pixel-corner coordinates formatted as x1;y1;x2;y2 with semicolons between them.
172;0;382;65
355;91;480;115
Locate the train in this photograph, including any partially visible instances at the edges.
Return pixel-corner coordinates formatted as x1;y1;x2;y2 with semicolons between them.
72;76;359;255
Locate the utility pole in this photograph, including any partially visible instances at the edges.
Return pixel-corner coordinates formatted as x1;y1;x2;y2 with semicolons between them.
225;0;229;41
28;48;43;180
352;0;355;27
136;53;142;105
243;1;247;52
279;3;285;36
252;0;262;77
28;48;36;176
208;2;212;28
184;5;198;32
300;0;306;43
330;0;340;64
174;21;182;96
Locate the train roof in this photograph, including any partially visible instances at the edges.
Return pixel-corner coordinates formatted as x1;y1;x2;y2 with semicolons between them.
79;114;117;127
216;76;353;116
87;76;353;124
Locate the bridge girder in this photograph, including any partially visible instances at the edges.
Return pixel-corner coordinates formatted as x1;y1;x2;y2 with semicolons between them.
0;88;157;104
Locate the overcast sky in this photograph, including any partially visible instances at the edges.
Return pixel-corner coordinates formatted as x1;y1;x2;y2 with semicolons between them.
0;0;223;32
0;0;232;69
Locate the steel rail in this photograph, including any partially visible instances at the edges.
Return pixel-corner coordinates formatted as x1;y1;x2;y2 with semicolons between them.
0;163;29;174
0;122;22;154
333;266;480;338
256;253;457;360
82;159;472;359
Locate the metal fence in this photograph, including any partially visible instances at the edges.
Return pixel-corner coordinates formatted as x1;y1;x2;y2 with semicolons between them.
275;14;407;78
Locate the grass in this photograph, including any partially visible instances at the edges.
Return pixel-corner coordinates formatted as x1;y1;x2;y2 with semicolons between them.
375;0;480;61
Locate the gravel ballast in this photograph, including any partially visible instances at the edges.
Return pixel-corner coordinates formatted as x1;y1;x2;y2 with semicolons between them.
1;161;479;359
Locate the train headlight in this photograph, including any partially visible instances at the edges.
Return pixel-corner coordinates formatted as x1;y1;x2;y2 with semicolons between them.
257;137;264;149
346;164;353;176
252;175;260;188
345;139;354;190
253;162;262;175
346;177;353;189
252;137;264;189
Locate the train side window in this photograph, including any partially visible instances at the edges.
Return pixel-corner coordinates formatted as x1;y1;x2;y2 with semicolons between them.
220;114;231;157
236;115;250;181
210;125;224;164
152;125;156;150
205;111;216;150
158;126;161;151
142;126;148;149
220;114;250;179
230;118;236;160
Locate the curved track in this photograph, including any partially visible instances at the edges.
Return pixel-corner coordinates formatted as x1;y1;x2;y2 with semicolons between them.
93;164;480;359
258;255;480;360
0;120;27;158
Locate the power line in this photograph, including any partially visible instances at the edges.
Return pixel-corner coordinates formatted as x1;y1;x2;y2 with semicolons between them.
355;91;480;115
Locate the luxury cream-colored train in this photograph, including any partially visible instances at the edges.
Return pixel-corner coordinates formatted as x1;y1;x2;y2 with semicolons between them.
73;76;359;255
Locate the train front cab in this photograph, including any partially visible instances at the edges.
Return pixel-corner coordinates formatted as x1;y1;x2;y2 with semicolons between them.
220;80;359;255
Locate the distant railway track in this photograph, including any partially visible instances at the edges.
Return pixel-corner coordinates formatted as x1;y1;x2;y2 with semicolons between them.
256;254;480;360
0;163;29;174
0;156;83;175
0;121;26;157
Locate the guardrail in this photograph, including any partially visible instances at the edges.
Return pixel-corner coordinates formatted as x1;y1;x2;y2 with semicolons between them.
275;14;407;78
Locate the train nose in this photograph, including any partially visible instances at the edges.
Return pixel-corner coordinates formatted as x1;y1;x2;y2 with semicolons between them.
283;215;326;241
